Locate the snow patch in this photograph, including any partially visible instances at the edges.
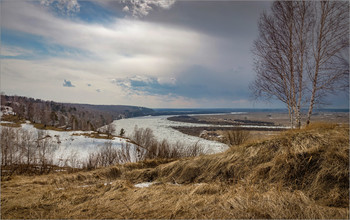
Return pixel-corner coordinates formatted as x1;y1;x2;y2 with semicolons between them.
134;182;154;188
104;182;113;186
78;185;91;188
0;121;14;124
0;106;15;117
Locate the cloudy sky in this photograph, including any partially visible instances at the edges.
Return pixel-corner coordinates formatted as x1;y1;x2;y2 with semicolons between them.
1;0;348;108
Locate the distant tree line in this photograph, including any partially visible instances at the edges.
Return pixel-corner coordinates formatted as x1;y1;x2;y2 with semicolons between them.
1;94;154;131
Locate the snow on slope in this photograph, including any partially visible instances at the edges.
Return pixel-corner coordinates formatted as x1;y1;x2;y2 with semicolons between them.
19;122;137;167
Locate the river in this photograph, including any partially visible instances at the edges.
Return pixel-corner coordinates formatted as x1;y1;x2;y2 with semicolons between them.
112;115;229;154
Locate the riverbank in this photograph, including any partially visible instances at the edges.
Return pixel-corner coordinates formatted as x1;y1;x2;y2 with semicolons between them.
166;111;349;143
168;111;349;126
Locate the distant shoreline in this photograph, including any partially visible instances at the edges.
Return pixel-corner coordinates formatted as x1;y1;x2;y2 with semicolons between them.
150;108;349;117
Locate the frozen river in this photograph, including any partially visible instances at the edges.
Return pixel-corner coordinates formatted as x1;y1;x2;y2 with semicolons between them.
112;115;229;154
111;113;290;154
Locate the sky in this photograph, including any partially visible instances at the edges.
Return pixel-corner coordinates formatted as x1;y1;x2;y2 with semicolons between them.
0;0;348;108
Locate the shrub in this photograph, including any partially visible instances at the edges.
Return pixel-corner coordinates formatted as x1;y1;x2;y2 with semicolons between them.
119;128;125;137
224;129;250;146
129;126;205;160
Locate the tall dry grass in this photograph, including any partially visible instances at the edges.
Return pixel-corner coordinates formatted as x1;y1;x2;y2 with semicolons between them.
1;176;347;219
223;129;250;146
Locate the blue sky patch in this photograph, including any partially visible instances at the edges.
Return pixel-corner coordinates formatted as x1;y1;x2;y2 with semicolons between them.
116;76;176;96
63;79;75;87
1;29;91;60
74;1;123;24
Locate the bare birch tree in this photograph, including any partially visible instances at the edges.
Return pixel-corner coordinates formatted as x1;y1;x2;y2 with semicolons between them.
21;130;36;165
252;1;311;128
306;1;349;125
252;0;349;127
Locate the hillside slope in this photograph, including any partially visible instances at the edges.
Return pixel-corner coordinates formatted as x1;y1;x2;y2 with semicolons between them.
1;124;349;219
1;94;154;131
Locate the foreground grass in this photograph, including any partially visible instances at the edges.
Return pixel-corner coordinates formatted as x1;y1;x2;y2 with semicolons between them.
1;123;349;219
2;177;346;219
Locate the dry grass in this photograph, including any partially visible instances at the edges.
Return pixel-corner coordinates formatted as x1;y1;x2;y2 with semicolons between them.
1;177;347;219
0;123;21;128
72;132;114;139
32;123;67;131
223;129;250;146
0;114;23;127
1;123;349;219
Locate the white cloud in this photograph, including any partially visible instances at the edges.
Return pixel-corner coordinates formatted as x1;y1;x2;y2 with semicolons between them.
0;0;259;108
157;76;176;85
3;1;202;58
0;58;199;107
121;0;176;18
122;5;129;12
40;0;80;15
2;1;222;75
0;45;34;57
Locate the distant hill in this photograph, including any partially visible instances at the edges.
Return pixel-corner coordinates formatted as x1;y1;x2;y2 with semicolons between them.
72;103;154;118
0;94;154;131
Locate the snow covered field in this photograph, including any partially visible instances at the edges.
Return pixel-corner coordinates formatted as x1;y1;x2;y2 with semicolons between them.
16;122;137;167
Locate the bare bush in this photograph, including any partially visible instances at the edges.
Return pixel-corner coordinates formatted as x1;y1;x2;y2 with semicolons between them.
119;128;125;137
1;127;58;175
1;127;16;166
83;127;206;169
99;141;119;166
36;130;57;172
130;127;205;160
82;142;132;169
20;129;36;165
224;129;250;146
118;142;134;163
105;124;116;138
67;151;79;168
131;126;156;148
84;152;98;170
183;141;204;157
